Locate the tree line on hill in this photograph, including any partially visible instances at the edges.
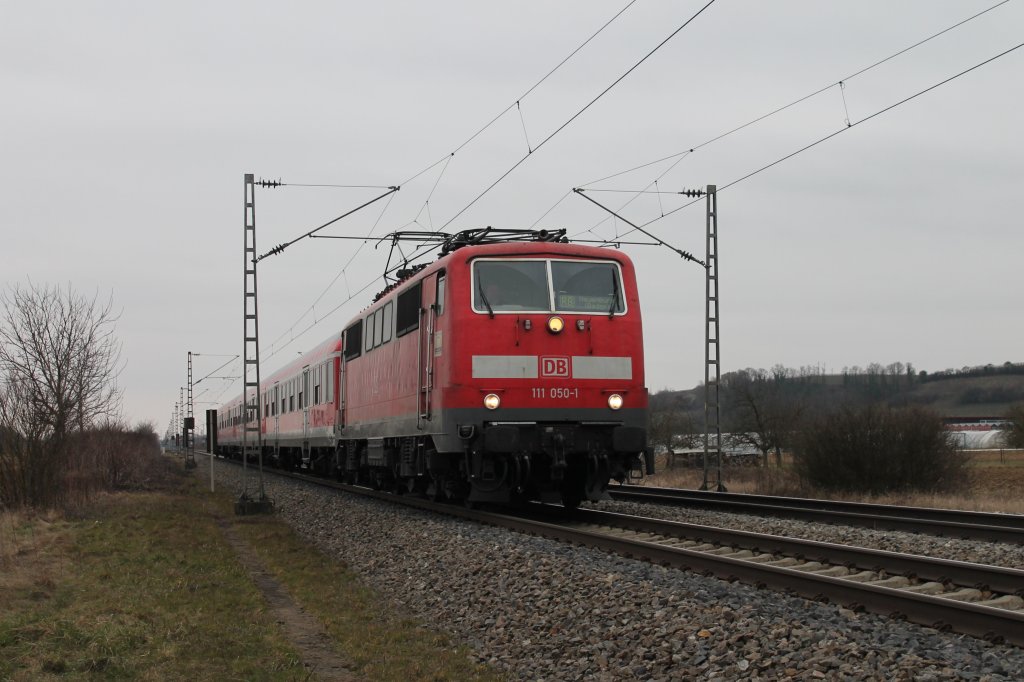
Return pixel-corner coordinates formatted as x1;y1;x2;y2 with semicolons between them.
0;282;161;510
649;363;1024;494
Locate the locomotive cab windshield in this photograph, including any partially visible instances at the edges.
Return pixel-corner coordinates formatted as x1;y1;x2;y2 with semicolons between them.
472;259;626;314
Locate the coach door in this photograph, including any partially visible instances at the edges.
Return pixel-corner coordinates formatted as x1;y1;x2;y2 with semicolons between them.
337;351;346;431
418;271;443;425
272;383;280;446
302;366;311;445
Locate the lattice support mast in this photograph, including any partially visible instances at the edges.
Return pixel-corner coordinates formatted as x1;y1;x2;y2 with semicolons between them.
241;173;269;508
701;185;726;492
185;352;196;469
179;387;185;452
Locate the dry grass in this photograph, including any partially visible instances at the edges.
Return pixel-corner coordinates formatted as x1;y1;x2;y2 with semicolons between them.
1;459;504;681
644;449;1024;514
0;509;73;609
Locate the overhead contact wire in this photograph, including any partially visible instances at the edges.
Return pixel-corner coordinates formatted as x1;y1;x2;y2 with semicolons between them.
577;0;1009;191
440;0;718;231
259;1;647;365
622;40;1024;237
262;1;641;362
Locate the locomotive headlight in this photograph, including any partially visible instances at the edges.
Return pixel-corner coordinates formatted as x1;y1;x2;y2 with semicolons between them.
607;393;623;410
547;316;565;334
483;393;501;410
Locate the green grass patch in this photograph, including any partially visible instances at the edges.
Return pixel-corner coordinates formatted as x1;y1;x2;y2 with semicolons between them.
1;481;304;679
0;460;504;680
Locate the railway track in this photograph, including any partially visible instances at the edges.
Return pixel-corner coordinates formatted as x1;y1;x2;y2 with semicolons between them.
608;484;1024;545
204;454;1024;646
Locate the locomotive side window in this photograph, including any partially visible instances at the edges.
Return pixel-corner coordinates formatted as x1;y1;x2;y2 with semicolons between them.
372;308;382;347
552;261;625;314
472;260;550;312
396;281;422;337
381;301;393;343
365;313;375;350
436;272;446;315
344;320;362;360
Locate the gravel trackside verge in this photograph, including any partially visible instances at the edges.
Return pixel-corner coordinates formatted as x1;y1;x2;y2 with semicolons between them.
211;464;1024;681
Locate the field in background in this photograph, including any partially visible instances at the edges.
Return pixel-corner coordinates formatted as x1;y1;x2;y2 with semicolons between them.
644;450;1024;515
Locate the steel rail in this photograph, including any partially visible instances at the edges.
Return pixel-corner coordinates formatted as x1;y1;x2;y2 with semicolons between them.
609;485;1024;545
547;506;1024;596
202;454;1024;645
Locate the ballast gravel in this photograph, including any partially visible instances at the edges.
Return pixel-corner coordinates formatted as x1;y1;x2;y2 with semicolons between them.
211;464;1024;681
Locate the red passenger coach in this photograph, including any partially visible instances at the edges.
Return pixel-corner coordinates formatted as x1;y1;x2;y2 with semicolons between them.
217;230;651;507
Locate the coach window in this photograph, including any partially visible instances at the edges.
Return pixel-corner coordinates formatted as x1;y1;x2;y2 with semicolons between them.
326;362;333;403
313;365;321;405
289;380;295;412
396;281;422;337
436;271;446;315
344;320;362;360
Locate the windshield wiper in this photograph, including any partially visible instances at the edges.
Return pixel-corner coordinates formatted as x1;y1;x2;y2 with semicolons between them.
477;280;495;319
608;270;620;317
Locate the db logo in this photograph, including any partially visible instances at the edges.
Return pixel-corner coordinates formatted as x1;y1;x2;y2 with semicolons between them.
540;356;570;377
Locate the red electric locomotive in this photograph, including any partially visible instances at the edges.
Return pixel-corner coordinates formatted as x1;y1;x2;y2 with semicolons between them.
215;229;651;506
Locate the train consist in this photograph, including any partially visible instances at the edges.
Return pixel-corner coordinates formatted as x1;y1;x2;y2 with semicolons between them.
214;229;651;506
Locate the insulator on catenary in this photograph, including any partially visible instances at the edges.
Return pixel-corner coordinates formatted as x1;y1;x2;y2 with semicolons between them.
257;178;282;188
678;188;705;197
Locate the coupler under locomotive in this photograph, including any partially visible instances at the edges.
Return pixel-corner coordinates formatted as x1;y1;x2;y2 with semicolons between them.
463;422;651;507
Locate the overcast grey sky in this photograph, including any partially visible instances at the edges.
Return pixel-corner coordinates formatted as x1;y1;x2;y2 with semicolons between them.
2;1;1021;430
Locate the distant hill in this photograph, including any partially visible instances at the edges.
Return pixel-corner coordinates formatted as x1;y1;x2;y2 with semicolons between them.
902;374;1024;419
651;363;1024;421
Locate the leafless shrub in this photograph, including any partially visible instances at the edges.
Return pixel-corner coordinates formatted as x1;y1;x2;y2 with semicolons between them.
0;282;123;509
793;405;970;495
1005;403;1024;449
71;421;163;492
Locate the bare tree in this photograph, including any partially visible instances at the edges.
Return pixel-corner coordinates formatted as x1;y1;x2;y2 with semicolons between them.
0;282;122;508
724;368;805;466
648;409;699;468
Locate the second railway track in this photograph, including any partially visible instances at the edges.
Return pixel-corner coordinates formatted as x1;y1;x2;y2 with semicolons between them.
608;484;1024;545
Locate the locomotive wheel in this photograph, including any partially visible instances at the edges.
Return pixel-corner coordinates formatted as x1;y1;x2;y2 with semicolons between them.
560;492;582;510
